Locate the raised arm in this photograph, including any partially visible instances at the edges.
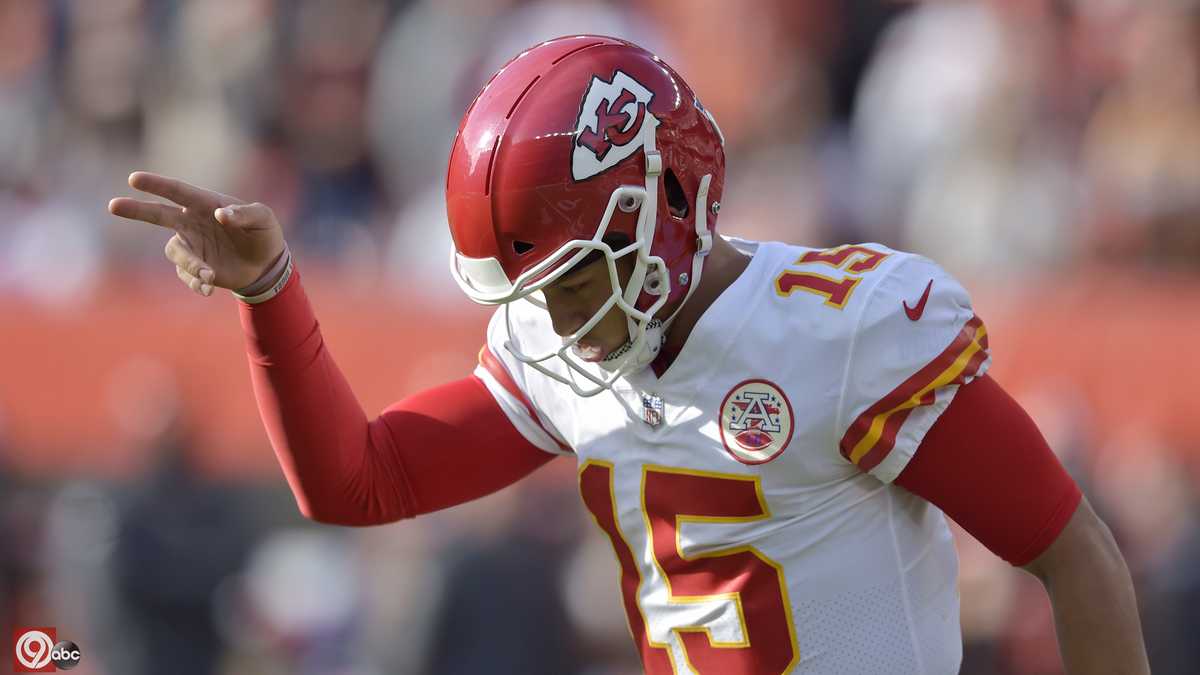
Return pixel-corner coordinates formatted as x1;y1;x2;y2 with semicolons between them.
110;172;555;525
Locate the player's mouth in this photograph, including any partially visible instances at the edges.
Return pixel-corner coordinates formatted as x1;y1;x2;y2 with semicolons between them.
571;339;610;362
571;336;637;364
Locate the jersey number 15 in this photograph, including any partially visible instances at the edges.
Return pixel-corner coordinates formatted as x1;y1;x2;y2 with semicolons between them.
774;245;890;309
580;462;799;674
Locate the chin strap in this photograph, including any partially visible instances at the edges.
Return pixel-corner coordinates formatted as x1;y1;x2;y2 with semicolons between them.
602;172;716;376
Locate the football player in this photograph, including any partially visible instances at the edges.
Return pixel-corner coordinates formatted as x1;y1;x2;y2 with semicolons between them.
110;36;1148;675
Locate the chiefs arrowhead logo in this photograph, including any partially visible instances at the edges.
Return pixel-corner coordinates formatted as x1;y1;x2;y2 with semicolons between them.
578;89;645;161
572;70;657;181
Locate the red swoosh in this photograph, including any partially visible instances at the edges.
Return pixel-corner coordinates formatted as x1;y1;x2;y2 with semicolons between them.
903;279;934;321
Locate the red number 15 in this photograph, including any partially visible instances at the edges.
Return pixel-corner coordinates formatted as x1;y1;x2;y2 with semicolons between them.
774;245;890;309
580;462;799;674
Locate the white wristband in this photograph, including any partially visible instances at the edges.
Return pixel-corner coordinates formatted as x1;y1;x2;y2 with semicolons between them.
234;251;294;304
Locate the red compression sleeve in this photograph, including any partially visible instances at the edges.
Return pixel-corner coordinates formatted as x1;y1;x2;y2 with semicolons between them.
895;374;1082;566
240;268;555;526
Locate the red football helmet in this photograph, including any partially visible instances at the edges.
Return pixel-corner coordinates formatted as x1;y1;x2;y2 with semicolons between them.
446;35;726;395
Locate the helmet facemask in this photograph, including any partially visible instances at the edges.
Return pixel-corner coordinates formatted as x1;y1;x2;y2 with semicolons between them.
453;162;715;399
501;164;671;398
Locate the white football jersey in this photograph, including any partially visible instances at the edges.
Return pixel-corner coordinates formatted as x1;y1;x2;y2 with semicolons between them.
475;239;991;675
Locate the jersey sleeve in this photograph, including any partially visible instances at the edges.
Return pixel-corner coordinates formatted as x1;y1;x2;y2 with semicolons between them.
836;254;991;483
895;374;1082;566
473;308;573;455
239;267;557;525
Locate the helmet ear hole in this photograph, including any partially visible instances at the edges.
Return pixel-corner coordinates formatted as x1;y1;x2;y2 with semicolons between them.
664;168;689;219
513;240;535;255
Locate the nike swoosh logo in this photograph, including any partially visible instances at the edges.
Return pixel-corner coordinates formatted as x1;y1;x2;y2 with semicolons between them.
903;279;934;321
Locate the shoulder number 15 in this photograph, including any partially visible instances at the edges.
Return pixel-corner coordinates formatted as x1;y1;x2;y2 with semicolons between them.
774;245;890;309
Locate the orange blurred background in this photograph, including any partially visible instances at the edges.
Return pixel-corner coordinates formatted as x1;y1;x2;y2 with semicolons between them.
4;269;1200;480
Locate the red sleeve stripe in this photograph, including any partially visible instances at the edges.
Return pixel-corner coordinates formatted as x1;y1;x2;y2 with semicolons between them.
841;316;990;471
477;345;571;453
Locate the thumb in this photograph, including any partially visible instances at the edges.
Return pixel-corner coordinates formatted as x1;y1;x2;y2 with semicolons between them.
214;202;273;229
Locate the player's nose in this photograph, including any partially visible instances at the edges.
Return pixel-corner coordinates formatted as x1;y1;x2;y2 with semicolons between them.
550;309;589;338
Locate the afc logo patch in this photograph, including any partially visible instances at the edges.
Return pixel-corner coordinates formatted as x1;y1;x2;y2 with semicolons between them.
719;379;794;465
572;70;657;181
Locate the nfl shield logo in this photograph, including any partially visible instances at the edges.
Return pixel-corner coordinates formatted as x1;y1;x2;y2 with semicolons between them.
642;394;664;427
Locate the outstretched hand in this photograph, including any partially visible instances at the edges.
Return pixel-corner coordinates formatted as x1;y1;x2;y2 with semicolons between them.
109;172;286;295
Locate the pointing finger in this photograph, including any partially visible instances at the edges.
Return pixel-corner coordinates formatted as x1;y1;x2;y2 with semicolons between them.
129;172;232;211
109;197;183;229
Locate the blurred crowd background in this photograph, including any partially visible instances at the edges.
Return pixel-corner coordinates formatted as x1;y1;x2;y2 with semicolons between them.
2;0;1199;673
